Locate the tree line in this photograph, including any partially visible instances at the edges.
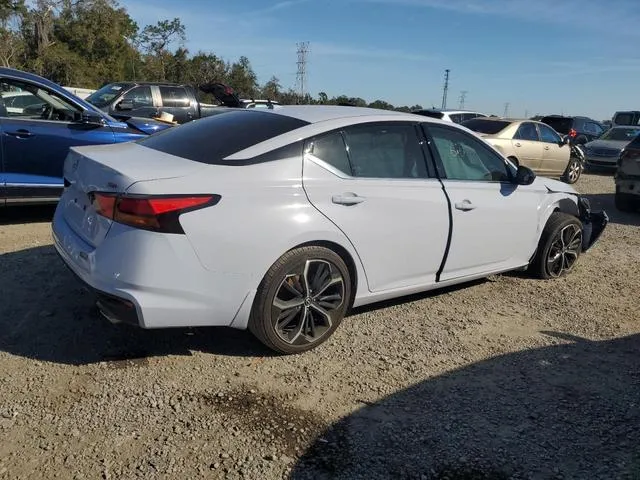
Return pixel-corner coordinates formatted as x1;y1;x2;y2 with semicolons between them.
0;0;424;111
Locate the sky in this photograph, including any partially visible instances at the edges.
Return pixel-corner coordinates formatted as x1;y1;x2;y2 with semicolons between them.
122;0;640;120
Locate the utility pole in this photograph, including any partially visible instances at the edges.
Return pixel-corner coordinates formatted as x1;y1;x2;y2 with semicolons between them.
524;109;529;119
295;41;310;103
441;69;450;109
458;90;468;109
503;102;510;118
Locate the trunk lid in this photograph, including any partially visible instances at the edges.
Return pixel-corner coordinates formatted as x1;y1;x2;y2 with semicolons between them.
60;142;206;247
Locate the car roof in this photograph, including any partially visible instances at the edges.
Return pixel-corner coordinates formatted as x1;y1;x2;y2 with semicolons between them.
266;105;427;124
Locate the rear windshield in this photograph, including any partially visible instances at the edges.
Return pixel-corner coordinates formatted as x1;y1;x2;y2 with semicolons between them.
540;116;573;134
461;118;511;135
613;112;640;126
412;110;444;119
137;110;309;163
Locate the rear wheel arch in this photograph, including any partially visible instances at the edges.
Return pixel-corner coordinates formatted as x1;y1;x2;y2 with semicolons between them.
291;240;359;310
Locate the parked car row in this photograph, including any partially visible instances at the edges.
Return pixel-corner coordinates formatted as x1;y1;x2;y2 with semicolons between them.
85;80;279;124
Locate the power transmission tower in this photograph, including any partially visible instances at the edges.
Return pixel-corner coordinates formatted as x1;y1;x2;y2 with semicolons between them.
503;102;510;118
524;109;529;118
458;90;468;109
295;41;310;103
441;69;450;109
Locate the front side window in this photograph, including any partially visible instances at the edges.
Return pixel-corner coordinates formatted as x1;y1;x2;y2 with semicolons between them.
0;78;80;122
538;123;562;144
342;123;428;179
120;86;153;108
306;131;351;175
427;125;511;182
159;86;190;108
514;122;539;141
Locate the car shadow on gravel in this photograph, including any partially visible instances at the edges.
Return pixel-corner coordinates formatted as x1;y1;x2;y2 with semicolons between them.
581;192;640;227
0;246;275;365
291;331;640;480
0;205;56;225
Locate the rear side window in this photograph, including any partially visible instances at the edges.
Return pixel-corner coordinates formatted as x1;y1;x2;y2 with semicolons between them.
137;110;309;163
343;124;428;179
613;112;639;126
306;132;351;175
159;86;190;108
514;122;539;141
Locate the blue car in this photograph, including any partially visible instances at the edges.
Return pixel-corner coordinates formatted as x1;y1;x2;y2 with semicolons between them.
0;68;173;206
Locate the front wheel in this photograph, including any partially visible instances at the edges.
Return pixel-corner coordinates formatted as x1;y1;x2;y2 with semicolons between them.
248;246;351;354
529;212;583;279
562;157;582;184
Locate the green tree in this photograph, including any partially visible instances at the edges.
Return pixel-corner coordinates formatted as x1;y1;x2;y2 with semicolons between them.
368;99;394;110
317;91;328;104
227;55;257;98
261;75;281;101
0;0;24;67
139;17;185;80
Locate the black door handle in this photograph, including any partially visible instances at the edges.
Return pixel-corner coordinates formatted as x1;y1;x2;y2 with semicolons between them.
5;129;34;138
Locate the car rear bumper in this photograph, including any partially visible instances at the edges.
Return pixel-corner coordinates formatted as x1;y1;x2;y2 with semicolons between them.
52;206;254;329
577;196;608;252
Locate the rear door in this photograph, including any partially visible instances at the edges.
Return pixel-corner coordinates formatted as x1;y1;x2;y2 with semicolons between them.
511;122;544;170
302;121;450;292
0;76;116;203
424;123;541;281
537;123;569;176
158;86;194;124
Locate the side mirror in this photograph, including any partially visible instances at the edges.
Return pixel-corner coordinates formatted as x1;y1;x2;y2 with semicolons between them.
559;135;569;146
116;100;133;111
514;165;536;185
73;110;105;125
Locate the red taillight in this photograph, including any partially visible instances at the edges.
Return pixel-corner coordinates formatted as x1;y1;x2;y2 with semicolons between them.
92;193;219;233
569;128;577;138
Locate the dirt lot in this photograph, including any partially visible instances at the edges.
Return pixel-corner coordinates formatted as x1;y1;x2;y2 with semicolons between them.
1;173;639;480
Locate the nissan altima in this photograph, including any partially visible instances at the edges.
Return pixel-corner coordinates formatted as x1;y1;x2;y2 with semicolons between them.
52;106;608;354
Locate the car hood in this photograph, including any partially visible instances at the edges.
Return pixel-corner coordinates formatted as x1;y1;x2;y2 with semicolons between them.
537;177;578;196
122;116;174;135
584;139;628;150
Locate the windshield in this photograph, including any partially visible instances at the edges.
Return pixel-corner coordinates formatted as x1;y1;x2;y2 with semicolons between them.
85;83;132;108
599;127;640;142
461;118;511;135
541;117;572;134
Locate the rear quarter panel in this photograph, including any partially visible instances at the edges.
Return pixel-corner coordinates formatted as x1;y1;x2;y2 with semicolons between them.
125;155;369;298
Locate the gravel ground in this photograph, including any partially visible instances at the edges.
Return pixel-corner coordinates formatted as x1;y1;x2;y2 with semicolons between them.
0;173;638;480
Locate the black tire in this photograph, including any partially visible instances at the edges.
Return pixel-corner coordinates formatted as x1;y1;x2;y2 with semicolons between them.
248;246;351;355
615;187;637;212
529;212;583;280
562;157;582;184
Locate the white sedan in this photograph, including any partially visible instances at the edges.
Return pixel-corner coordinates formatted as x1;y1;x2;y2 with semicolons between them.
51;106;608;354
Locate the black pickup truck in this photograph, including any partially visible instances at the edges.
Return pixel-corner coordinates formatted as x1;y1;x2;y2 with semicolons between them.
85;81;279;124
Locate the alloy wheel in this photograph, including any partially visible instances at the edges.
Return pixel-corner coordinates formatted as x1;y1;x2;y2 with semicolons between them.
567;159;581;183
271;259;345;345
546;224;582;277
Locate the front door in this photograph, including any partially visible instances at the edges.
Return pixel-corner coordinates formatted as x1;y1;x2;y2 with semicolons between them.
424;124;542;281
302;122;450;292
0;76;116;203
111;85;157;120
537;123;570;177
